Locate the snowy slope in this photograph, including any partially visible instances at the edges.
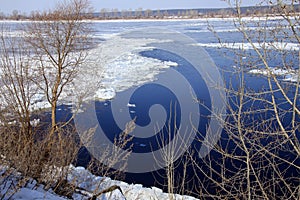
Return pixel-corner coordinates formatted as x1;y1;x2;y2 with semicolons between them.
1;165;198;200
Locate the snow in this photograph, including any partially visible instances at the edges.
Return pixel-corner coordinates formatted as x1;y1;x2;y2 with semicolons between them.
0;30;27;38
30;118;40;127
186;25;294;33
12;188;66;200
196;42;300;51
248;67;299;82
1;165;198;200
99;51;174;92
68;165;198;199
283;74;299;82
0;18;298;199
71;35;178;106
0;15;288;25
0;34;178;112
95;88;116;100
127;103;136;107
82;15;288;23
1;19;297;113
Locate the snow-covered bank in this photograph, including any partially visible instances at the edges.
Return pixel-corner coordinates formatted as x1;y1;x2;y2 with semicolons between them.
0;165;198;200
0;15;291;27
30;15;295;23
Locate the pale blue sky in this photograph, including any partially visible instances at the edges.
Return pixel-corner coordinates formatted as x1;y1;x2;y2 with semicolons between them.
0;0;263;14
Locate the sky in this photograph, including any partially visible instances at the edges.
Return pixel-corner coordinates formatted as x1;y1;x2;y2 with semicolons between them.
0;0;263;15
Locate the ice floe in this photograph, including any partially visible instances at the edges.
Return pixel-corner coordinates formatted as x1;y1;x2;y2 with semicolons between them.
0;34;179;112
73;35;178;104
196;42;299;51
248;67;299;82
127;103;136;107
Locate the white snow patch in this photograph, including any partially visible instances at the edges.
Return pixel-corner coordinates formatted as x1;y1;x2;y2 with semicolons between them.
30;118;40;127
0;34;178;114
0;30;27;38
95;88;116;100
68;165;198;200
196;42;299;51
283;74;299;82
72;35;178;107
92;33;120;40
12;188;66;200
127;103;136;107
0;165;198;200
248;67;299;82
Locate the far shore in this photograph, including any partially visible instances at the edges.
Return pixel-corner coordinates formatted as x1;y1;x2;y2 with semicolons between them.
0;14;297;24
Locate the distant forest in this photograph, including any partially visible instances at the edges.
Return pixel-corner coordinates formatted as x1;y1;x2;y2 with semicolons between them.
2;4;300;20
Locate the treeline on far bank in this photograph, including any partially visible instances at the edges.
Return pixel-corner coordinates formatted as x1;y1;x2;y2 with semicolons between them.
1;4;300;21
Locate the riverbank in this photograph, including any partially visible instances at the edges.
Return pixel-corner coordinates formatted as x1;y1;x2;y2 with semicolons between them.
0;164;198;200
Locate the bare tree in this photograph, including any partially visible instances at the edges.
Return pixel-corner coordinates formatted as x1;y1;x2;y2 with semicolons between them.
0;12;5;20
148;1;299;199
112;8;119;19
0;34;34;140
25;0;92;135
185;0;300;199
0;0;135;198
0;29;38;177
100;8;107;19
135;7;143;19
0;0;94;188
11;10;19;20
145;9;153;19
0;25;80;190
153;122;192;199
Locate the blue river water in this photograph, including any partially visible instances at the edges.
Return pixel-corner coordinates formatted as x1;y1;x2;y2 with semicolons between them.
85;19;299;195
3;19;298;197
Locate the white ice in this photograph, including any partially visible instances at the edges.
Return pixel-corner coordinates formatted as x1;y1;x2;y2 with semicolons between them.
196;42;299;51
127;103;136;107
72;35;178;105
0;34;178;113
248;67;299;82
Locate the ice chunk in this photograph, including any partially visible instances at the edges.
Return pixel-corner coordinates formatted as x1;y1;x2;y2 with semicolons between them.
95;88;116;100
30;119;40;127
248;67;299;82
127;103;136;107
196;42;299;51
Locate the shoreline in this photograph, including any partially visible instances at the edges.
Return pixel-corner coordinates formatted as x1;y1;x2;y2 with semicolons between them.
0;14;298;24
